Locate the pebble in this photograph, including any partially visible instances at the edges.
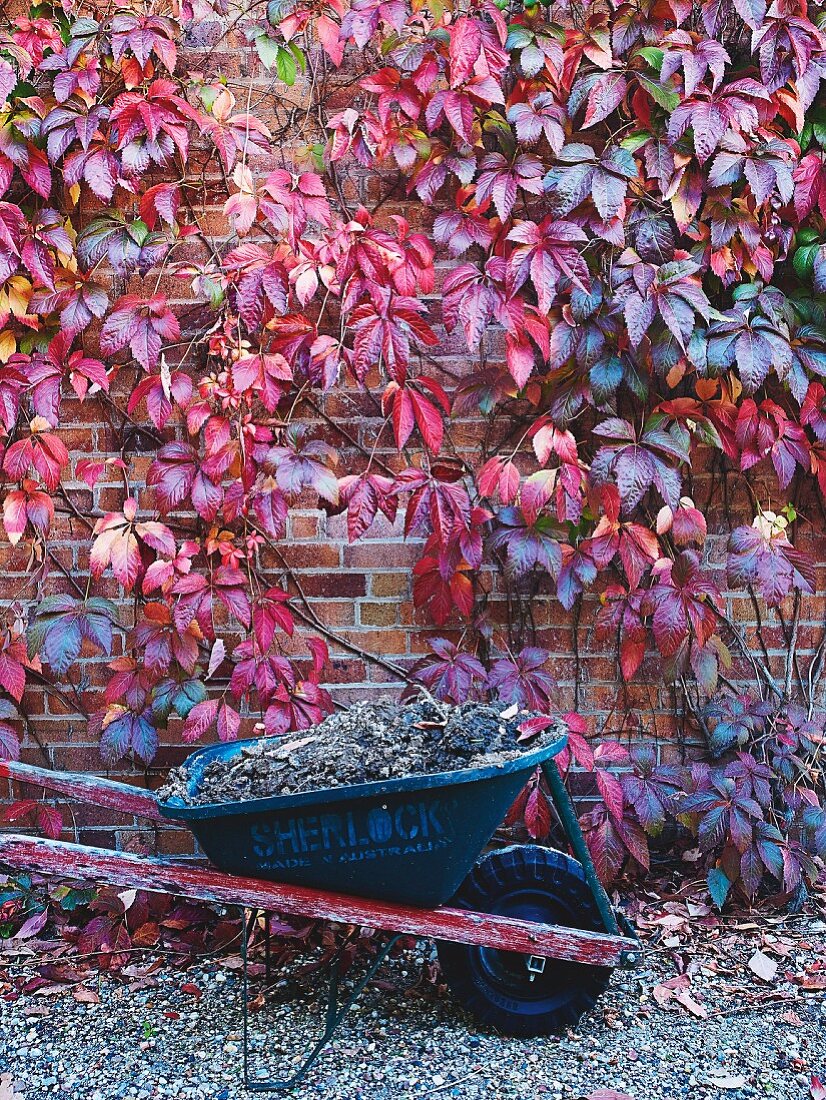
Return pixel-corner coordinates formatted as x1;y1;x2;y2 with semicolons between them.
1;942;825;1100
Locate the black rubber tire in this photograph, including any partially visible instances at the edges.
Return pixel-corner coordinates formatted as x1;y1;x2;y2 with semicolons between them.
436;844;612;1037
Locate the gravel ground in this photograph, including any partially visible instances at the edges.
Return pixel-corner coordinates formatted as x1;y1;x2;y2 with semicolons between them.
1;918;825;1100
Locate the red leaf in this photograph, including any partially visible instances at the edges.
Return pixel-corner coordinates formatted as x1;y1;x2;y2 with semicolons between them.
316;14;345;65
449;17;482;84
77;460;107;489
36;804;62;839
517;715;555;740
596;769;625;822
389;384;414;449
0;651;25;702
524;785;552;839
181;698;219;743
0;721;20;760
409;389;444;454
217;701;241;743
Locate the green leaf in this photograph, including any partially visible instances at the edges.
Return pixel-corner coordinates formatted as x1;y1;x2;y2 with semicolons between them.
309;142;326;172
129;219;150;245
692;417;723;450
637;46;664;70
254;33;281;70
637;75;680;113
200;84;219;112
621;130;652;153
287;40;306;71
707;867;731;910
793;243;819;280
50;884;95;911
505;25;534;49
201;275;225;309
275;45;297;84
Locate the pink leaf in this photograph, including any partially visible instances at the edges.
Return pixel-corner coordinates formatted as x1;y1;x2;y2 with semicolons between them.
14;908;48;939
583;72;627;127
182;698;219;742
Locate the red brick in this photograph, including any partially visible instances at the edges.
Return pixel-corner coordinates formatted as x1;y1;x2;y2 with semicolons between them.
371;573;409;597
343;543;419;568
339;629;408;656
359;602;398;626
300;573;366;597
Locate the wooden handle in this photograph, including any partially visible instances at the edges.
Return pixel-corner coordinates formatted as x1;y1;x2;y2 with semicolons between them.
0;759;164;822
0;834;638;966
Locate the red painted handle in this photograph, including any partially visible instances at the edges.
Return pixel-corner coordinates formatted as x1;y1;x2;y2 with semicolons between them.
0;834;638;966
0;759;164;822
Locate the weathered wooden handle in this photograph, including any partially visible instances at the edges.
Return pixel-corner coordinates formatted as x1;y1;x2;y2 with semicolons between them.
0;759;164;822
0;833;638;966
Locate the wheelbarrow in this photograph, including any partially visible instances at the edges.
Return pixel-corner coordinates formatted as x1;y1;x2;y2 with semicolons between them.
0;730;639;1091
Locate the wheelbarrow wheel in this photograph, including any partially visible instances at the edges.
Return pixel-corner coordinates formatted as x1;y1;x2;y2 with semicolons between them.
436;844;612;1037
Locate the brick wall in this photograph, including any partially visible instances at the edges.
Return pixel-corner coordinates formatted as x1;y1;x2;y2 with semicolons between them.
3;6;826;856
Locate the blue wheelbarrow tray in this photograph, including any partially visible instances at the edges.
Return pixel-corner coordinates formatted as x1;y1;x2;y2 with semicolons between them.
158;731;568;908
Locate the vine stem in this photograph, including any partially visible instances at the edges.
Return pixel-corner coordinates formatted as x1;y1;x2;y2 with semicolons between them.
746;585;776;687
303;395;396;478
247;520;411;683
679;676;713;747
713;607;783;699
781;591;802;701
807;629;826;719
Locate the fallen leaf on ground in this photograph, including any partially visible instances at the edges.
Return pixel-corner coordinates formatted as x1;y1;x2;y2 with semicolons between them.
127;978;158;993
768;941;794;958
583;1091;635;1100
781;1010;804;1026
12;910;47;940
811;1075;826;1100
748;949;778;983
706;1072;746;1090
24;982;73;997
686;901;711;917
72;988;100;1004
180;981;202;999
672;987;708;1018
795;964;826;989
0;1074;25;1100
652;973;708;1017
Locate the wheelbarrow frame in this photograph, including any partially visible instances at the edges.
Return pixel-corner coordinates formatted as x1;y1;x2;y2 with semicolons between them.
0;757;638;1090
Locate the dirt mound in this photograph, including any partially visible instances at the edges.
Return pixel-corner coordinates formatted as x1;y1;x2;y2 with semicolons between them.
159;697;563;806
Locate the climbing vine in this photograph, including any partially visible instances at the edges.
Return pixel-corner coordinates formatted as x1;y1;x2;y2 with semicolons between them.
0;0;826;907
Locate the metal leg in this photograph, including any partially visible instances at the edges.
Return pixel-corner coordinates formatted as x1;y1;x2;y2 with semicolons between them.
241;908;403;1092
264;912;272;986
540;759;621;936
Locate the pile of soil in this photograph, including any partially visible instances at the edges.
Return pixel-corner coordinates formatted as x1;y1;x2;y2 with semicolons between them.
159;697;563;806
